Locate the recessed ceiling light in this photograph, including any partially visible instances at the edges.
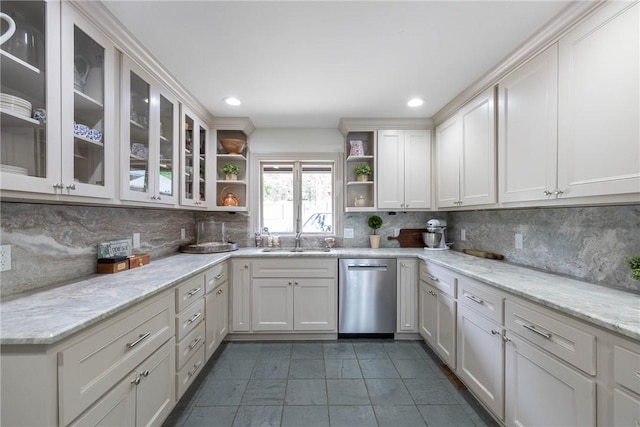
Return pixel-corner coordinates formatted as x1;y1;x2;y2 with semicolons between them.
224;97;242;106
407;98;424;107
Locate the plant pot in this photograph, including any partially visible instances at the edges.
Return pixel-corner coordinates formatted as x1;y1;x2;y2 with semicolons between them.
369;234;381;249
356;174;369;182
225;174;238;181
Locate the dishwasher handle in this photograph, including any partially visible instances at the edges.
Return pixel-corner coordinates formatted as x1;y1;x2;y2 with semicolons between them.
347;264;388;271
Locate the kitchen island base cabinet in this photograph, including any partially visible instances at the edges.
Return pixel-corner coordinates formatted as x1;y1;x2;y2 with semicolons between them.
505;333;596;427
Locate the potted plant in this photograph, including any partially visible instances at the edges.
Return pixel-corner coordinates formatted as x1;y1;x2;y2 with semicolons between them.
222;164;240;180
367;215;383;249
628;257;640;281
354;164;372;182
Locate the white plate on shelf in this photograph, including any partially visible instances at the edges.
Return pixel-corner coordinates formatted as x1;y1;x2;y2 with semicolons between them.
1;164;28;175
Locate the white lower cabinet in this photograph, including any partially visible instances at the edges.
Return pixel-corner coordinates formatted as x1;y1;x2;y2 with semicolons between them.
231;260;252;332
205;280;229;360
505;333;596;427
419;280;456;367
397;259;418;333
613;389;640;427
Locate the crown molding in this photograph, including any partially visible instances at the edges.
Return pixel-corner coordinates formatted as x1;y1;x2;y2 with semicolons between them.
338;118;434;135
432;0;606;126
211;117;256;136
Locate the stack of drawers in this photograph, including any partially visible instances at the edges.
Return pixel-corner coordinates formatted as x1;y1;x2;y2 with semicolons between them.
174;273;206;400
205;262;229;361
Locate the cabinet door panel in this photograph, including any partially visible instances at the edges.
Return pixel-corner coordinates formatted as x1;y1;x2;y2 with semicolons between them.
231;261;251;332
136;339;175;427
505;334;595;427
499;44;558;203
215;281;229;341
435;115;461;208
397;259;418;332
558;1;640;198
294;278;336;331
435;291;456;368
613;388;640;427
460;88;496;206
377;130;405;209
403;130;431;209
252;279;293;331
419;280;436;343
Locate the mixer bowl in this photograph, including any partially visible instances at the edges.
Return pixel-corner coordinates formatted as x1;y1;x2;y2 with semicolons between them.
422;232;442;248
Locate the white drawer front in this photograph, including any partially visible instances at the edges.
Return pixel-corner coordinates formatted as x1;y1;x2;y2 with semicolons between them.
176;298;205;341
614;344;640;395
252;258;337;278
205;262;228;294
59;292;174;426
176;321;205;370
458;275;504;324
175;273;205;313
613;388;640;427
176;344;205;400
505;300;596;375
420;262;456;297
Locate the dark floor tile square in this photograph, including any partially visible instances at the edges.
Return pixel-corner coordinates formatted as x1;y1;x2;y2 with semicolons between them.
404;378;458;405
196;379;247;406
392;358;439;379
289;359;325;379
183;406;237;427
281;405;330;427
285;379;327;405
211;359;257;380
359;359;400;378
324;341;356;359
251;358;290;379
258;342;292;359
373;405;427;427
291;342;324;359
219;343;262;360
241;380;287;405
325;359;362;379
329;405;377;427
417;404;476;427
383;342;423;359
365;378;414;405
353;342;389;359
232;405;282;427
327;379;370;405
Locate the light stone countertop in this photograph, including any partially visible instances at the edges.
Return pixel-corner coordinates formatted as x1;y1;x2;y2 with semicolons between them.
1;248;638;345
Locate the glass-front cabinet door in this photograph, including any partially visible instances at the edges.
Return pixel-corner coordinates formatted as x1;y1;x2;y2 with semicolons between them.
60;3;114;198
0;0;61;194
180;107;210;208
121;56;178;205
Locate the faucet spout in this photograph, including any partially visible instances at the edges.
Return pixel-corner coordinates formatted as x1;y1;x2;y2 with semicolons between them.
294;214;302;249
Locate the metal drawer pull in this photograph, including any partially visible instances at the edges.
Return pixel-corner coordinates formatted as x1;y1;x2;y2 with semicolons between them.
189;336;202;349
465;294;484;305
522;323;552;339
636;370;640;379
215;273;224;280
216;289;224;295
126;332;151;350
187;312;202;324
491;329;499;335
188;361;202;377
187;287;202;297
502;335;511;343
427;274;439;282
131;376;141;385
141;370;150;377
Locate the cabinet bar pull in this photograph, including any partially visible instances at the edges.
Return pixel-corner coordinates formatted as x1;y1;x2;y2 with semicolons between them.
465;294;484;305
188;361;202;377
635;370;640;379
216;289;223;295
189;336;202;349
126;332;151;350
215;273;224;280
187;287;202;297
187;312;202;324
427;274;439;282
522;323;552;339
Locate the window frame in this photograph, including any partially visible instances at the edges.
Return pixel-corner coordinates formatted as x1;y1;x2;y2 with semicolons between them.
251;152;343;237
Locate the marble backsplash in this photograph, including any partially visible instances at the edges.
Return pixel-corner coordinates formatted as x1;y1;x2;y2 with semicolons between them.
1;202;638;297
447;204;640;292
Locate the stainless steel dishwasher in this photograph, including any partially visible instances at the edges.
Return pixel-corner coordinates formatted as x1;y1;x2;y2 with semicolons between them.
338;258;397;338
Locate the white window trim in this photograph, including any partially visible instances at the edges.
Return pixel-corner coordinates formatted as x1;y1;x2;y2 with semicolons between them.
250;152;344;237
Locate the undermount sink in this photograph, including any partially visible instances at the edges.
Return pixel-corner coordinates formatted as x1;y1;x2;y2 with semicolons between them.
261;247;331;253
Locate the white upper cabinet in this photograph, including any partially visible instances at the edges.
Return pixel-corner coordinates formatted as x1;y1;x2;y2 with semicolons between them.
557;1;639;200
121;56;179;205
499;44;559;204
377;129;431;210
180;107;212;209
435;87;497;209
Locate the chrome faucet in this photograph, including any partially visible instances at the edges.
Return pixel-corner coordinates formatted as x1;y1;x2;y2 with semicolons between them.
294;216;302;250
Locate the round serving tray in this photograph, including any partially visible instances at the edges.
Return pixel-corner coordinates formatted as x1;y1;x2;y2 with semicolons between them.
179;241;238;254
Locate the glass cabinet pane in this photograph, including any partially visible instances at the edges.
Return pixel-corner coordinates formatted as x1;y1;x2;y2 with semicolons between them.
199;124;207;202
128;71;150;193
159;94;174;197
184;115;195;200
73;25;105;186
0;1;47;179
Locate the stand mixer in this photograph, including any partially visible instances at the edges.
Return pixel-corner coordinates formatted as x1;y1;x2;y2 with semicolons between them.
423;219;449;250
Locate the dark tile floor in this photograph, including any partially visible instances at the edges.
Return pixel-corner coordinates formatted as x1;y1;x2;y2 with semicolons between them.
163;340;499;427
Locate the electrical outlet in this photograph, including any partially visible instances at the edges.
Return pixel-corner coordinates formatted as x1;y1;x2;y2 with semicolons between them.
133;233;141;249
181;228;186;240
344;228;354;239
1;245;11;272
515;233;524;249
461;229;466;241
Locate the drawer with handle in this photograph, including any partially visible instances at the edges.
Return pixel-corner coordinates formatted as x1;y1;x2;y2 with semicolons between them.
175;273;205;313
614;343;640;395
176;298;205;341
58;292;174;426
205;262;228;294
420;262;456;297
176;321;205;370
176;343;206;399
458;275;504;324
505;300;596;375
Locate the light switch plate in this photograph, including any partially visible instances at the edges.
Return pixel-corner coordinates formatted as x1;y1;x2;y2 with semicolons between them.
1;245;11;272
461;229;466;241
515;233;523;249
133;233;141;249
181;228;186;240
344;228;354;239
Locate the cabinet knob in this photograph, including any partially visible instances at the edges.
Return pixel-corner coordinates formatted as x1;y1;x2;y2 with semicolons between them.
543;190;553;196
288;281;292;286
66;183;76;190
554;189;564;196
53;183;64;189
502;335;511;343
156;195;161;201
491;329;499;335
131;377;141;385
141;370;150;377
294;281;299;286
405;204;409;208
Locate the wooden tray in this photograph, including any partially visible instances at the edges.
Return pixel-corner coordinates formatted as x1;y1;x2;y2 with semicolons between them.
387;228;428;248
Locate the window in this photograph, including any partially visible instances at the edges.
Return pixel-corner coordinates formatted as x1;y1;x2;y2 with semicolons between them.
255;155;340;236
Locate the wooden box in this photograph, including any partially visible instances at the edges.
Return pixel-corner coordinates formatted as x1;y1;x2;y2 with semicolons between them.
128;253;150;269
97;260;129;274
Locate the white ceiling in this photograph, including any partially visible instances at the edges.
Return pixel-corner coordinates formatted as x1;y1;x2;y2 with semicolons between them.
102;1;570;128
